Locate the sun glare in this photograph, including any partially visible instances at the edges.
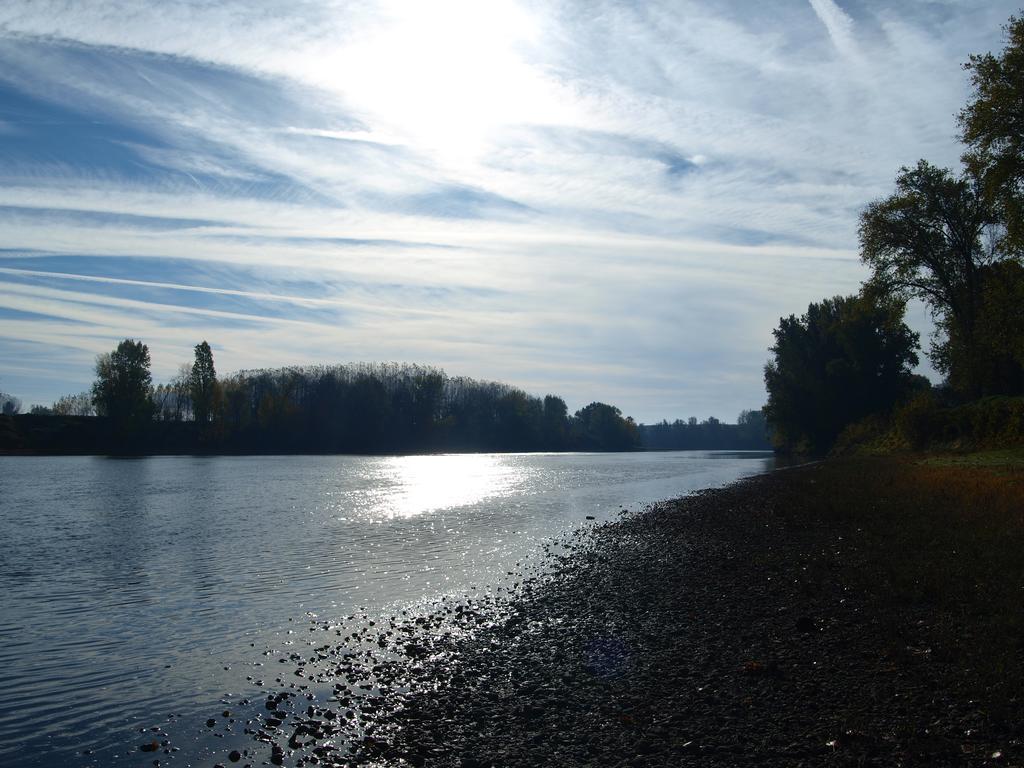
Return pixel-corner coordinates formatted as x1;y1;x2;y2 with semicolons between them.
324;0;570;164
383;454;513;517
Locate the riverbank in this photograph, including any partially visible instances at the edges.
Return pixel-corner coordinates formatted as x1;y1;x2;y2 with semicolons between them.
0;414;768;456
216;456;1024;767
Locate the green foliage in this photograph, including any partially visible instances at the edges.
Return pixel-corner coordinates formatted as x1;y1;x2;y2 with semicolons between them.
859;160;998;397
960;15;1024;255
764;293;920;454
831;413;893;454
858;159;1011;397
893;390;944;450
91;339;155;430
933;260;1024;395
844;394;1024;453
189;340;218;424
938;397;1024;449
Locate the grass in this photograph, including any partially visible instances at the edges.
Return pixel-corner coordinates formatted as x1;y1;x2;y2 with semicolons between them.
918;447;1024;470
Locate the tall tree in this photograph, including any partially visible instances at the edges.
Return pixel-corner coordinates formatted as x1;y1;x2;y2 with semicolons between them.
736;409;769;448
859;160;998;395
960;14;1024;255
91;339;155;429
935;260;1024;395
190;341;217;424
764;293;920;454
542;395;569;450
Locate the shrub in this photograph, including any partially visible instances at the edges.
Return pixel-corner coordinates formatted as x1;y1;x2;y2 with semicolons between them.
894;391;944;450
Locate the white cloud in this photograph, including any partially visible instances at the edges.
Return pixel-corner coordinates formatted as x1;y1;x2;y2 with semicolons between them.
808;0;857;56
0;0;1017;419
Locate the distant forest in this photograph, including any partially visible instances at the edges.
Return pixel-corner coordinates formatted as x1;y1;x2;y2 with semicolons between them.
202;361;643;453
0;347;768;455
639;410;771;451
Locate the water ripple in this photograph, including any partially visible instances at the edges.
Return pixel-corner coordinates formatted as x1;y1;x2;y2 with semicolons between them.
0;450;773;767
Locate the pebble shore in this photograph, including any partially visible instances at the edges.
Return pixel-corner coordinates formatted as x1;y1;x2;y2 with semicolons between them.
204;463;1019;767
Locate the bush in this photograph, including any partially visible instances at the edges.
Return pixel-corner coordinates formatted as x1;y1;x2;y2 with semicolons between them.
832;414;891;454
894;391;944;450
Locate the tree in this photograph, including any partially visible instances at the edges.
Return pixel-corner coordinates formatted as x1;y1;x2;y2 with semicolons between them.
0;392;21;415
935;260;1024;395
189;341;217;424
492;390;542;451
764;293;920;454
171;363;193;421
542;395;569;450
859;160;999;395
960;14;1024;255
52;392;95;416
571;402;640;451
737;409;769;448
91;339;155;429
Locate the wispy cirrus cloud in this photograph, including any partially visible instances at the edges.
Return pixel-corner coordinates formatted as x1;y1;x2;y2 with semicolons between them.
0;0;1018;419
808;0;858;57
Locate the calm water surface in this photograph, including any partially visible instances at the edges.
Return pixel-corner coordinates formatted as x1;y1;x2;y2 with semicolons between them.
0;451;773;766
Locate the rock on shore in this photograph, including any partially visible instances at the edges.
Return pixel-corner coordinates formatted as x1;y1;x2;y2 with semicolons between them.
222;463;1019;767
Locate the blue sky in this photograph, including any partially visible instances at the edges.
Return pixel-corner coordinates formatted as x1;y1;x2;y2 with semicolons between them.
0;0;1017;422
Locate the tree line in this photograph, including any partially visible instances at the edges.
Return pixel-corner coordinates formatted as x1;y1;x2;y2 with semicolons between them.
639;410;771;451
764;13;1024;454
6;338;773;454
14;338;642;454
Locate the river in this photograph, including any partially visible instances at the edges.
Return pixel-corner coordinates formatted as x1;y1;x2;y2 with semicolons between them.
0;450;774;766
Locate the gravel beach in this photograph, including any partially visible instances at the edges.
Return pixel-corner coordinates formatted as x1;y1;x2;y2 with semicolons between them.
214;460;1022;767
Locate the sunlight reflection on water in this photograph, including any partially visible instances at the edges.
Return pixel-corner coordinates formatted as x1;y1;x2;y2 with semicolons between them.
380;454;519;517
0;450;774;768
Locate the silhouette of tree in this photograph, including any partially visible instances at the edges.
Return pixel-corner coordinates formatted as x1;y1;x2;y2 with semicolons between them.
935;260;1024;395
91;339;155;430
859;160;998;395
0;392;21;415
494;390;543;451
29;357;642;454
542;395;569;450
736;409;769;447
639;413;772;450
960;14;1024;255
345;374;392;453
571;402;640;451
764;293;920;454
52;392;95;416
190;341;217;424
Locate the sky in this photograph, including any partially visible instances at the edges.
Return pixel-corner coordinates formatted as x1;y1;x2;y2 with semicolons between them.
0;0;1018;423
